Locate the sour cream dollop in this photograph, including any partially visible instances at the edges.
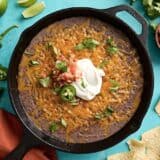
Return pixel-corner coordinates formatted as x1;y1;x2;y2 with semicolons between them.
72;59;105;101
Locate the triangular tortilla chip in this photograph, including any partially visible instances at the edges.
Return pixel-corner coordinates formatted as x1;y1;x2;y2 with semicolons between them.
108;127;160;160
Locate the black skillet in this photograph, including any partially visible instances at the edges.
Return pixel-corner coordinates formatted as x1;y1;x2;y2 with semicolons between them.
5;5;154;160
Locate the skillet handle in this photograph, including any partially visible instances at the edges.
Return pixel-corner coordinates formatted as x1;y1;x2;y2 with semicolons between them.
4;128;43;160
102;5;148;45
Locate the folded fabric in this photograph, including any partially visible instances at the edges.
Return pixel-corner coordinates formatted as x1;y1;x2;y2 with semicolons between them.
0;109;57;160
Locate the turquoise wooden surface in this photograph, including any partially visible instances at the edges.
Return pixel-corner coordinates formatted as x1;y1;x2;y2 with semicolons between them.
0;0;160;160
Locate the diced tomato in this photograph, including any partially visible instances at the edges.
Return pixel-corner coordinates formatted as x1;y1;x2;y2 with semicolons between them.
69;62;77;75
54;55;82;83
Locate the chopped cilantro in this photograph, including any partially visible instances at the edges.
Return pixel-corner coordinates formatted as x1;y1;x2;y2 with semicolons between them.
98;59;108;69
39;77;51;88
75;38;100;51
106;37;118;55
29;60;39;66
49;122;59;132
55;61;67;72
81;79;86;88
61;118;67;128
109;79;120;92
46;42;61;56
95;106;114;120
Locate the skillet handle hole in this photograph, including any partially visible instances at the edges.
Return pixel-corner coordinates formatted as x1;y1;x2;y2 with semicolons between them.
116;11;142;35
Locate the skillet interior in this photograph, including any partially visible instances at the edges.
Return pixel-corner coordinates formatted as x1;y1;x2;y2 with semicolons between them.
8;7;153;153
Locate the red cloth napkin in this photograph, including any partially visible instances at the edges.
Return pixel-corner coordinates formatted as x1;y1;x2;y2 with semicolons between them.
0;109;57;160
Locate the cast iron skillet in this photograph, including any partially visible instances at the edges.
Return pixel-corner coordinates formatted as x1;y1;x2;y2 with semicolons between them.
5;5;154;160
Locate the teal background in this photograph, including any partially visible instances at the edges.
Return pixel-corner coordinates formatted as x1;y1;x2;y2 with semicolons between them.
0;0;160;160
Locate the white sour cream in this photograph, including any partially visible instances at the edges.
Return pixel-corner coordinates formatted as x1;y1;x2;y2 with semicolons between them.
72;59;105;101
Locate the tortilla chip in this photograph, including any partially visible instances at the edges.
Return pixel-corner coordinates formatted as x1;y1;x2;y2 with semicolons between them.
108;152;132;160
107;148;147;160
142;149;159;160
128;139;148;160
155;100;160;116
108;140;146;160
108;127;160;160
127;139;145;151
142;127;160;156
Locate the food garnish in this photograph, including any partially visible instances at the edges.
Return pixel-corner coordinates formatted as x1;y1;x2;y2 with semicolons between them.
0;64;7;81
54;56;82;84
22;1;45;18
155;24;160;48
53;86;61;94
109;79;120;92
142;0;160;19
80;78;86;88
49;122;59;133
106;36;118;55
0;25;18;48
95;106;114;120
75;43;85;51
70;98;80;106
54;85;79;105
24;51;34;55
60;85;76;102
71;59;105;101
0;0;8;16
55;60;67;73
39;76;51;88
82;38;100;49
46;42;61;56
106;36;114;46
17;0;36;7
61;118;67;128
75;38;100;50
107;46;118;54
29;60;39;66
98;59;108;69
